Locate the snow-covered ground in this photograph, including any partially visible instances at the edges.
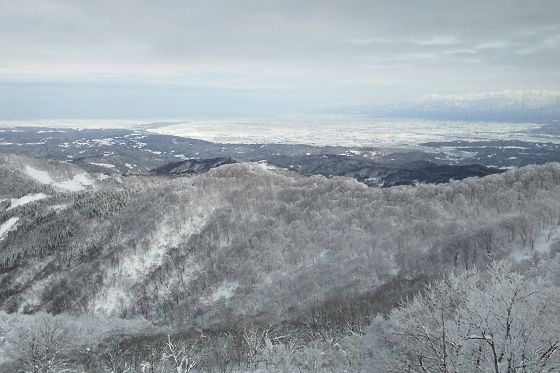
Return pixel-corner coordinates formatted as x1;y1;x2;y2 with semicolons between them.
510;226;560;261
209;282;238;302
91;193;217;315
0;216;19;241
89;162;117;169
24;165;94;192
145;117;553;148
8;193;48;210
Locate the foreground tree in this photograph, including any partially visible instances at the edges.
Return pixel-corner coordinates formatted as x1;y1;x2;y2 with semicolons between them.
372;263;560;373
8;313;71;373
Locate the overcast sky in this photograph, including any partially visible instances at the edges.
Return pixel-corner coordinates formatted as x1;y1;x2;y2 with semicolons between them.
1;0;559;119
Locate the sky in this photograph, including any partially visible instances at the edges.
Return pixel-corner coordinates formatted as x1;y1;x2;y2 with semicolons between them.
1;0;559;119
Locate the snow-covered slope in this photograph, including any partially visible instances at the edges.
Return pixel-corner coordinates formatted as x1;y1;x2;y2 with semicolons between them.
24;165;93;192
0;154;99;196
8;193;48;210
1;158;560;328
0;216;19;241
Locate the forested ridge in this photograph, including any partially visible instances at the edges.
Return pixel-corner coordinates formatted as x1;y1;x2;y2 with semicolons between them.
1;154;560;372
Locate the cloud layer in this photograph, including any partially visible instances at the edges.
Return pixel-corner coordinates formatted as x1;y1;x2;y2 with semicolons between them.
1;0;559;118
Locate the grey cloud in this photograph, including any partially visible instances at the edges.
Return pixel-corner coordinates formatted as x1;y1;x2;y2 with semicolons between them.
0;0;559;118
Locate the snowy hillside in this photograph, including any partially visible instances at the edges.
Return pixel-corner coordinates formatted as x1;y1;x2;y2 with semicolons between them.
1;158;560;323
0;155;559;371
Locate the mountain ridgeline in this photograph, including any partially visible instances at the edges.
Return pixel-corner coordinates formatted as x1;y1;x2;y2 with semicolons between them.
152;157;237;175
153;155;503;187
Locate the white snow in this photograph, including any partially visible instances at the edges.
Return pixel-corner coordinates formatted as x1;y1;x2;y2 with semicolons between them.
210;282;238;302
24;165;94;192
92;138;115;146
92;198;215;315
145;149;162;155
48;203;69;211
0;216;19;241
24;166;53;184
55;173;94;191
510;227;559;261
89;162;116;169
256;161;280;171
146;117;552;148
37;130;65;133
8;193;48;210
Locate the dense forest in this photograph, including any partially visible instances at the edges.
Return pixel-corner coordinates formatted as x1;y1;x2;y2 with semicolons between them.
1;154;560;372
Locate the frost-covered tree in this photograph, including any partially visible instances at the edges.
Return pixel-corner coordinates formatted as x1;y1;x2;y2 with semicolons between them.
372;264;560;373
8;313;71;373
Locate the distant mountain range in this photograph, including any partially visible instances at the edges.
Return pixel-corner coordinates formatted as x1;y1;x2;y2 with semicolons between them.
349;90;560;123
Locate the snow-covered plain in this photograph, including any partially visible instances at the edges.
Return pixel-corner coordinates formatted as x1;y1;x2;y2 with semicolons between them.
145;117;553;148
1;117;555;149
